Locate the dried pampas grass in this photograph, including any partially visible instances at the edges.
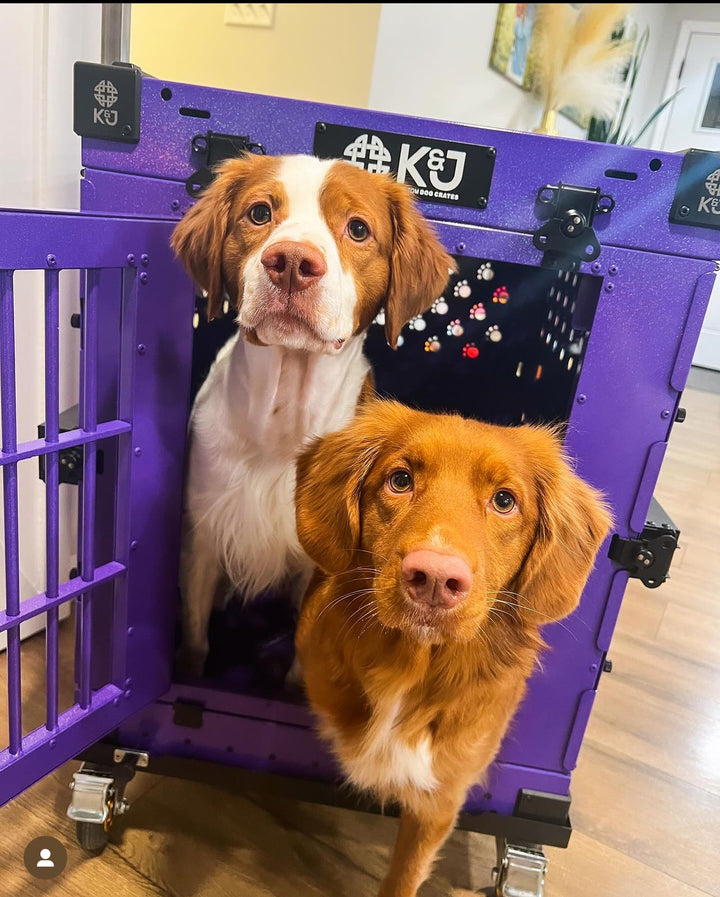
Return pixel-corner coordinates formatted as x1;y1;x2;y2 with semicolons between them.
532;3;634;134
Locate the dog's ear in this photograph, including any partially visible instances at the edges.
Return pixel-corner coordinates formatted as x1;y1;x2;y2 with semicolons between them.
383;179;457;349
170;157;248;321
295;401;409;574
513;428;612;623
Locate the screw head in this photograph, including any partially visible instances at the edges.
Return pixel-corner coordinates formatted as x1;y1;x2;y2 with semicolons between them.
46;254;56;267
609;264;618;275
121;125;132;137
577;394;587;404
591;261;602;273
486;147;496;158
140;254;149;266
139;272;149;284
317;122;327;133
477;196;488;209
137;344;146;355
456;242;466;253
134;447;142;457
171;199;180;211
661;409;670;419
130;540;138;551
679;205;690;218
605;283;614;292
127;253;136;266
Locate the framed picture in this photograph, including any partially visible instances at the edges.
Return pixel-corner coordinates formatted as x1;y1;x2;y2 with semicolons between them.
489;3;539;92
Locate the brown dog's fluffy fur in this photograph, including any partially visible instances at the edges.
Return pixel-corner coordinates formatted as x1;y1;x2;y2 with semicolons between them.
295;401;611;897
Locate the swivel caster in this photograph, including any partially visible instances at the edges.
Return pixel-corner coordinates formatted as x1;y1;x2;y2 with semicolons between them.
493;838;547;897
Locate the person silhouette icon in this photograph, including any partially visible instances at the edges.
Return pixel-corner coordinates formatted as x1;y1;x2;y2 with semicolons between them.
36;848;54;868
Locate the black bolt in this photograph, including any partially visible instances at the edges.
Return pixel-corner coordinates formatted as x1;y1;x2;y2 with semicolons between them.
70;313;82;329
679;205;690;218
675;406;687;423
477;196;488;209
486;147;496;158
602;659;613;673
317;122;327;133
121;125;132;137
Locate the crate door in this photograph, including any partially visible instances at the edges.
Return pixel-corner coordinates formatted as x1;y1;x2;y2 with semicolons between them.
0;210;193;806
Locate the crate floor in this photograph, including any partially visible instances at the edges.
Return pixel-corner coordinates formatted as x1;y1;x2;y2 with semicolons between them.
1;379;719;896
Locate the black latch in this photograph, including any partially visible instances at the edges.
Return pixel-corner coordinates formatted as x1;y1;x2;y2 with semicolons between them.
38;405;104;486
73;61;142;143
608;496;679;588
186;132;266;197
533;183;614;271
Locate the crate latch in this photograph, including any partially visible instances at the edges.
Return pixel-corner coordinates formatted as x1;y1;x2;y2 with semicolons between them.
533;183;614;271
186;132;266;197
608;497;680;589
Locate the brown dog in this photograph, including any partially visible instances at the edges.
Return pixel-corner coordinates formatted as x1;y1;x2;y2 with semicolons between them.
295;400;611;897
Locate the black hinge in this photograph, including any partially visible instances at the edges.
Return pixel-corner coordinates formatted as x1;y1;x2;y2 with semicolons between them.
533;183;615;271
186;132;266;197
608;497;680;588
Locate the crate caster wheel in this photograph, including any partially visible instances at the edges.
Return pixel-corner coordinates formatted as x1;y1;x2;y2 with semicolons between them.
75;820;111;855
67;757;138;854
493;838;547;897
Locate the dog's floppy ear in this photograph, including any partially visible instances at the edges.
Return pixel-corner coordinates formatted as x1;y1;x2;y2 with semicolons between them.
295;401;409;574
170;157;248;321
513;428;612;623
383;179;457;349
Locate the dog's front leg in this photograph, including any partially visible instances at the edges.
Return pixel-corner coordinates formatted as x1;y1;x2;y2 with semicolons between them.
377;797;461;897
177;520;223;679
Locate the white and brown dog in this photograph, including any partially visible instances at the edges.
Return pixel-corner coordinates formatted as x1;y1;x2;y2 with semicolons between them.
171;153;454;676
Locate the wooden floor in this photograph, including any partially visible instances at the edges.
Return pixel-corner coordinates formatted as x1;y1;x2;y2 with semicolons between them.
1;376;719;896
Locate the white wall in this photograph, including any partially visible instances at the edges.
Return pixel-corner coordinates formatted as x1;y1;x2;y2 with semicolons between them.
0;4;102;646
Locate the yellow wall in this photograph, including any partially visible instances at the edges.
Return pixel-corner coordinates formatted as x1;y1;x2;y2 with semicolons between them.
129;3;381;108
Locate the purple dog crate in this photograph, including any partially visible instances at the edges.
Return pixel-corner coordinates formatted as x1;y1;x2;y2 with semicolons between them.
1;61;719;889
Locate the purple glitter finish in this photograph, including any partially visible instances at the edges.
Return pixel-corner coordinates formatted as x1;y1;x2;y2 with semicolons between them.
0;210;193;807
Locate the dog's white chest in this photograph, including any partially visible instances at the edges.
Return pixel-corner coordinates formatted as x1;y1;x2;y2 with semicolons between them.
336;699;438;794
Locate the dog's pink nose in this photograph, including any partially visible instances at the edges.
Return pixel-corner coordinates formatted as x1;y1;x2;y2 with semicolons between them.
261;241;327;293
401;550;472;609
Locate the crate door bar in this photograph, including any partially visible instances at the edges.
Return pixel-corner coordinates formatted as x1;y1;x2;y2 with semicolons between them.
78;269;99;709
44;269;60;731
0;270;22;754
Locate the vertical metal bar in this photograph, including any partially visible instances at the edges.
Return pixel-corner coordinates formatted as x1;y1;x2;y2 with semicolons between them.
78;270;99;709
0;270;21;753
44;269;60;730
112;267;137;682
101;4;131;64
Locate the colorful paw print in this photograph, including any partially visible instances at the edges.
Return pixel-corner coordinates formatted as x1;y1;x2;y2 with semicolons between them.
477;263;495;281
408;315;427;331
453;279;472;299
469;302;486;321
492;286;510;304
424;336;441;353
486;324;502;343
462;342;480;359
373;309;386;326
431;297;449;315
446;319;464;337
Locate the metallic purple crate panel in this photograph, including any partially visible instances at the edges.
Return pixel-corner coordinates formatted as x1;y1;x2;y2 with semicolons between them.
82;75;720;263
0;210;193;807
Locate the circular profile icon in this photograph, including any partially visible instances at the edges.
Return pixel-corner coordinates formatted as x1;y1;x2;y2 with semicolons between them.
23;836;67;879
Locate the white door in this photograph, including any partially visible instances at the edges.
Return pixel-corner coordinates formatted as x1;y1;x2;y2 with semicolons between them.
657;22;720;371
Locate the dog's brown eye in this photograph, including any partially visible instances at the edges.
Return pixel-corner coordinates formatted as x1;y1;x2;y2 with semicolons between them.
491;490;516;513
388;470;413;493
248;202;272;225
347;218;370;242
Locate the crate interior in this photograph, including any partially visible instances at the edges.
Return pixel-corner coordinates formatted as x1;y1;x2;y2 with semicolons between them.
179;254;602;696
